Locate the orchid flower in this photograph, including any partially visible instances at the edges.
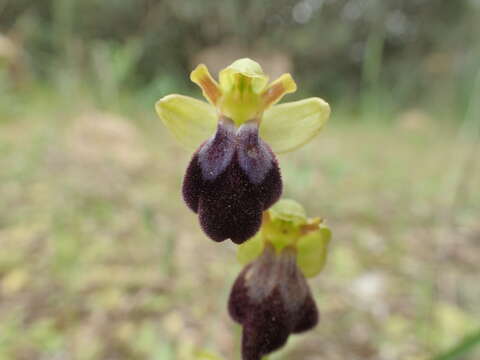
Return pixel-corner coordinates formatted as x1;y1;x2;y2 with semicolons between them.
229;199;331;360
155;59;330;244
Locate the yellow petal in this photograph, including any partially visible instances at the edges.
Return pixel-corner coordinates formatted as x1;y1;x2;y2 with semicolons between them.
190;64;222;105
219;58;269;93
155;94;217;150
237;232;264;265
260;73;297;109
268;199;307;225
296;225;331;278
260;97;331;153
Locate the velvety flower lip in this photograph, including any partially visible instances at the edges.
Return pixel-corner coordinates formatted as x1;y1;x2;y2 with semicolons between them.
228;243;318;360
182;116;282;244
155;59;330;243
197;116;236;182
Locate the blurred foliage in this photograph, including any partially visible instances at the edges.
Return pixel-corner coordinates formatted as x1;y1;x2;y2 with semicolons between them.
432;328;480;360
1;107;479;359
1;0;480;116
1;1;480;359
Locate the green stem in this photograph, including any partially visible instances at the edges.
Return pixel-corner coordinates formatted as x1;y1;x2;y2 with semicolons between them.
431;328;480;360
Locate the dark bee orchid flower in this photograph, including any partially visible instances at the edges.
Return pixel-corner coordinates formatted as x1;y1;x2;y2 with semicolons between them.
156;59;330;243
229;199;331;360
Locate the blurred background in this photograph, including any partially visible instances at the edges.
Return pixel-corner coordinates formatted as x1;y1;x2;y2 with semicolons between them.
1;0;479;359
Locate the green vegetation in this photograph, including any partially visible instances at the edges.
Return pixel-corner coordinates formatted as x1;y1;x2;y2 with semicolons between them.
1;98;479;359
1;0;479;359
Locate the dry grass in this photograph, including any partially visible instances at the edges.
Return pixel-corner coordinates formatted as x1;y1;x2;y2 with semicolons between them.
0;105;479;360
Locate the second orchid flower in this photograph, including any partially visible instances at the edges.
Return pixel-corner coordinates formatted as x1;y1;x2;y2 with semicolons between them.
230;199;331;360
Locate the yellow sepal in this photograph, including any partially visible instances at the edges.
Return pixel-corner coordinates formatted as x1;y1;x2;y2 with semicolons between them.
297;225;331;277
155;94;217;150
190;64;222;105
261;73;297;109
260;97;331;153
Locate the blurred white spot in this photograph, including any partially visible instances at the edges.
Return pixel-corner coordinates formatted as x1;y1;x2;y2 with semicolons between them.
386;11;408;37
307;0;325;11
292;1;313;24
469;0;480;7
341;0;364;21
351;272;388;317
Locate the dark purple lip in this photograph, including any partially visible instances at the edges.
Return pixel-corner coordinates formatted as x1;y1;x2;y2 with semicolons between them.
182;117;282;244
